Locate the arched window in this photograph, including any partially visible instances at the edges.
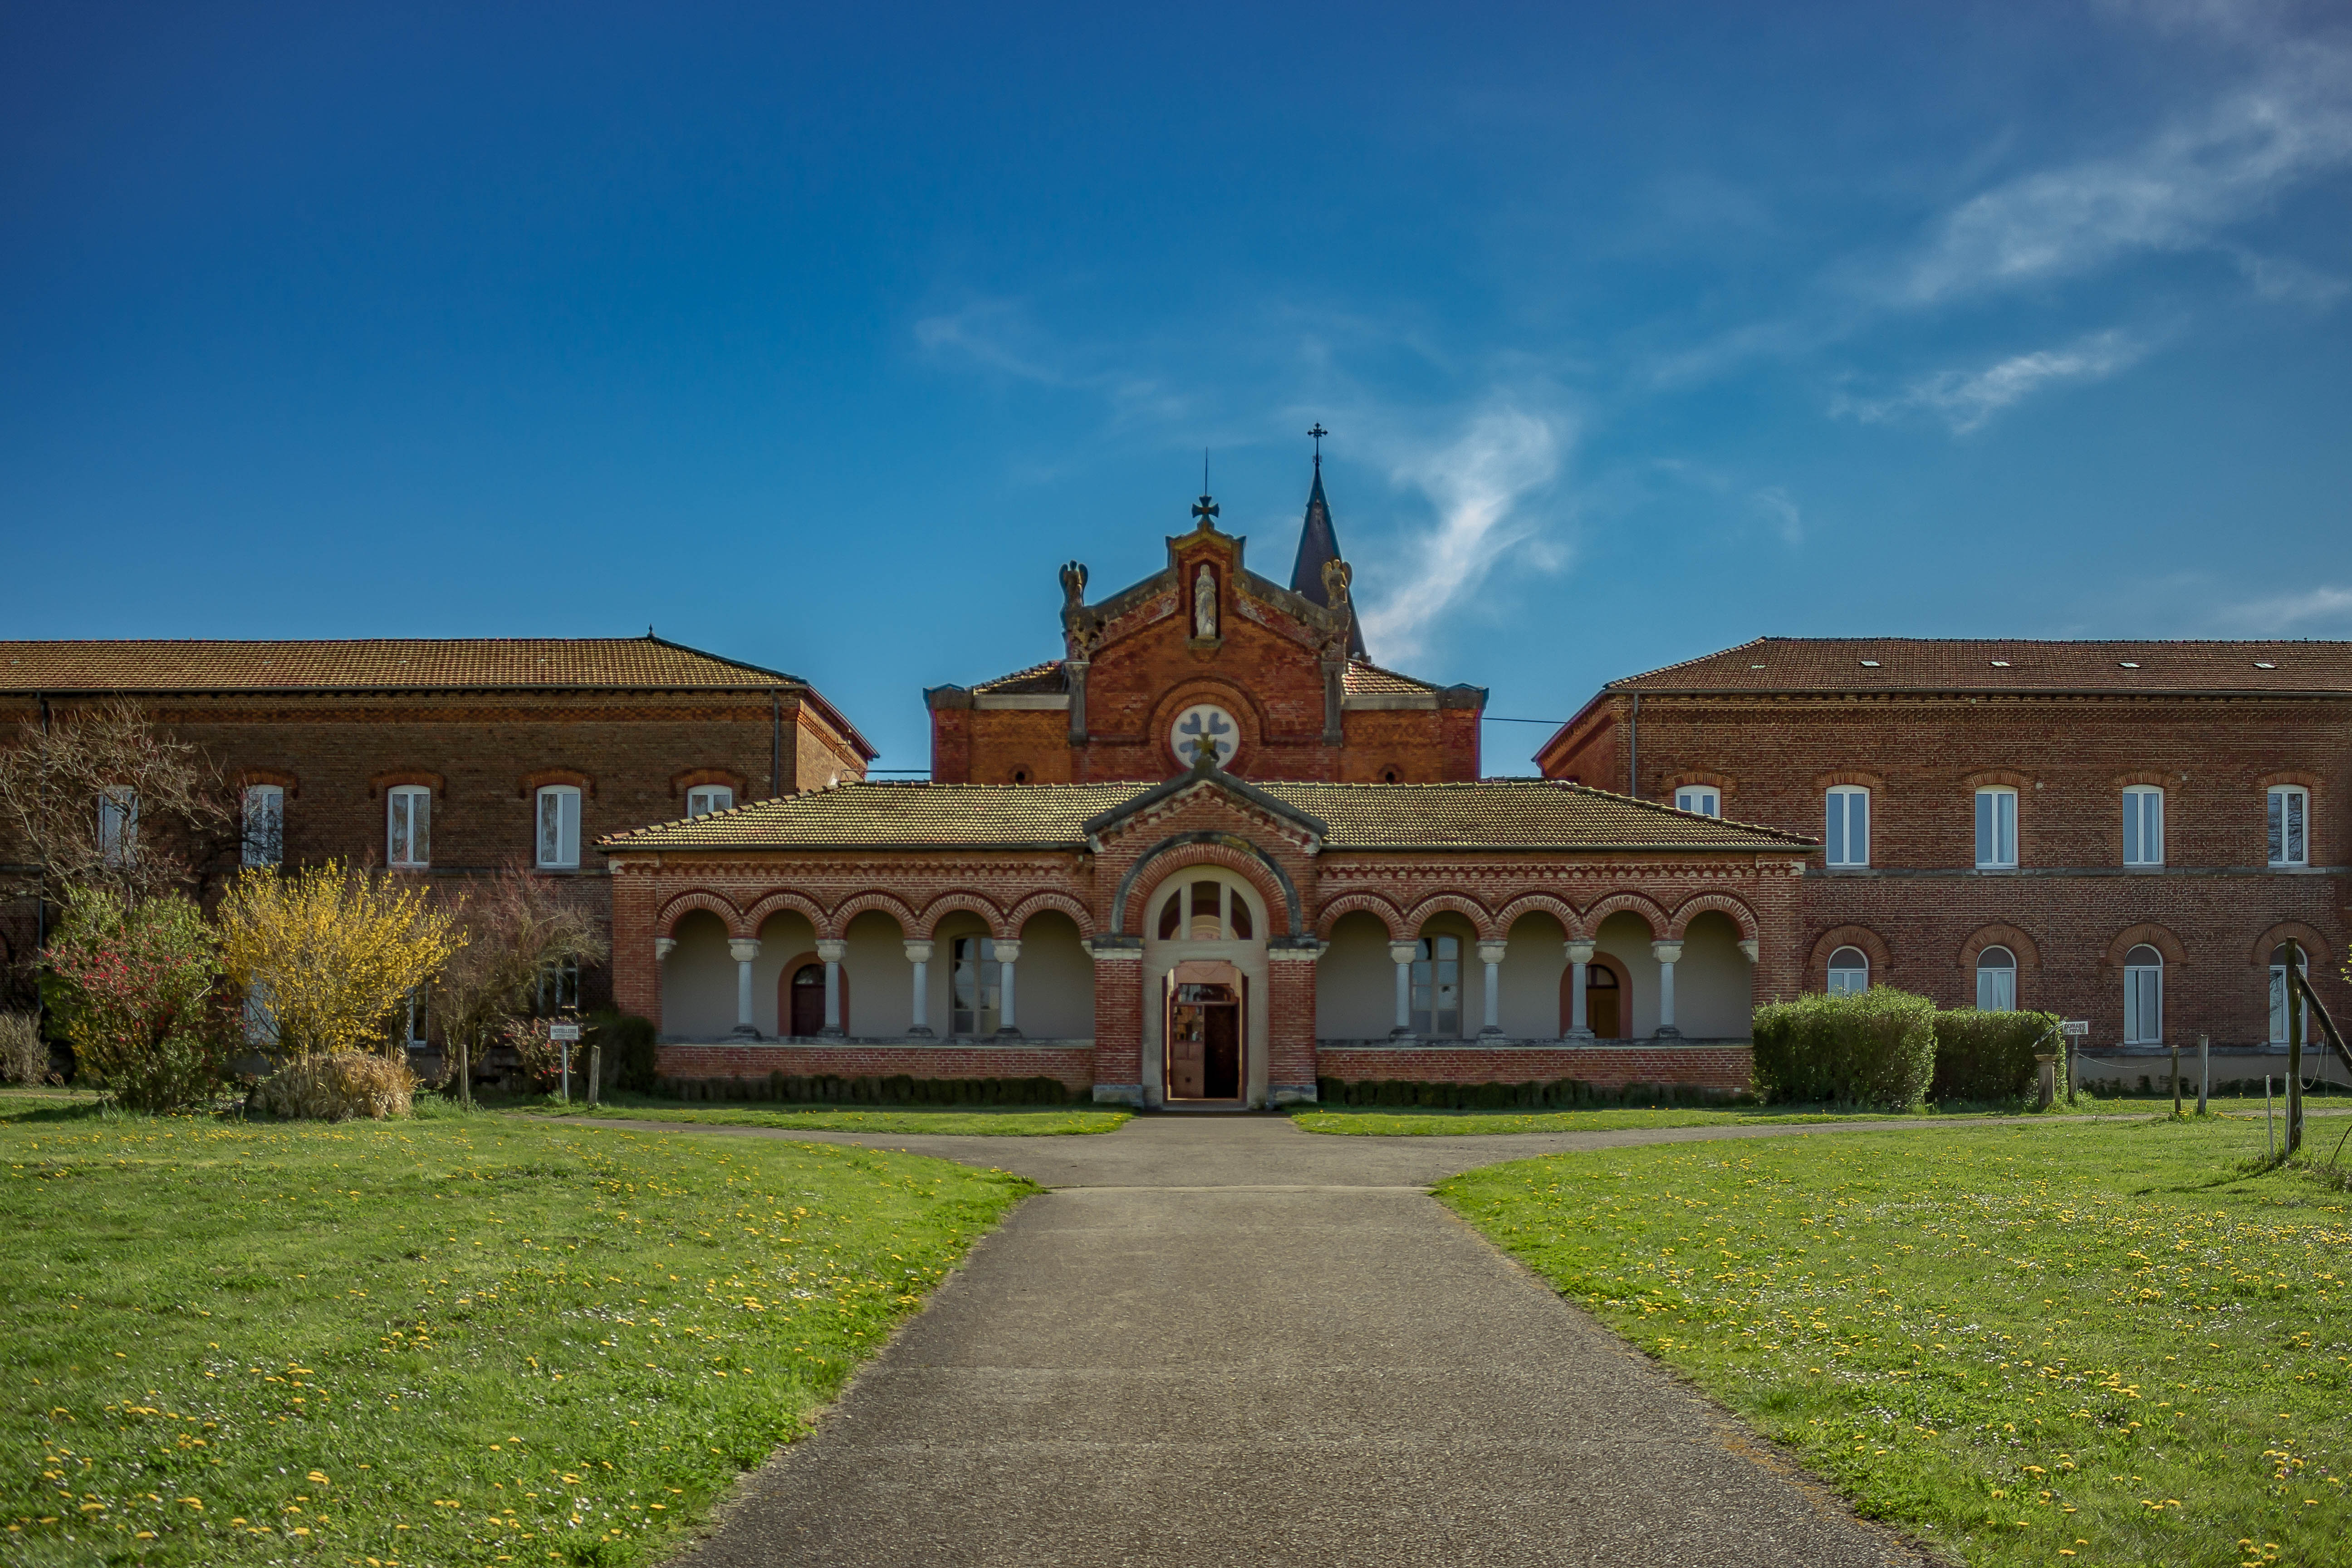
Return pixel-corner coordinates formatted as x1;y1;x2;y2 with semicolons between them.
1824;787;1869;867
2268;786;2308;867
1149;875;1260;944
1826;946;1869;995
536;785;582;869
1975;786;2018;869
2122;785;2163;867
1975;946;2016;1012
1413;935;1462;1036
2270;944;2314;1044
2123;945;2163;1045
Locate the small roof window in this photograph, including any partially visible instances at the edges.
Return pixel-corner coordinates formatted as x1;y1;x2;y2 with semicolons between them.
2118;661;2141;669
1749;663;1766;669
2254;660;2277;669
1858;659;1881;667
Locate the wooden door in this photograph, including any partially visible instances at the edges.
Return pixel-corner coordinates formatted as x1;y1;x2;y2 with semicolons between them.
1587;968;1621;1039
789;963;826;1037
1168;1002;1208;1098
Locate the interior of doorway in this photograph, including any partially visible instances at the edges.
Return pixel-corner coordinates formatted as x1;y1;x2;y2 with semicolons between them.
1166;961;1244;1102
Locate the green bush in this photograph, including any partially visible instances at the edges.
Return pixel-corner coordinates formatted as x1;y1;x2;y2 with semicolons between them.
648;1071;1074;1107
1751;987;1937;1109
1930;1009;2058;1103
40;887;237;1113
590;1010;659;1093
1311;1075;1743;1110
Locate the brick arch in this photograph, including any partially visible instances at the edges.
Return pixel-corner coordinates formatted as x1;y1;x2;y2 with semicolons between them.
825;891;919;940
1808;925;1890;990
1812;769;1883;791
1666;892;1758;941
1963;768;2032;791
743;890;828;936
1663;767;1736;794
232;765;300;798
1579;892;1669;937
2102;923;2187;970
1957;922;2041;970
1113;835;1301;937
658;890;745;938
1493;892;1581;940
1315;892;1406;940
2249;921;2332;968
1008;890;1094;938
1403;893;1497;940
2258;769;2323;791
519;767;595;800
2112;769;2172;790
916;892;1009;940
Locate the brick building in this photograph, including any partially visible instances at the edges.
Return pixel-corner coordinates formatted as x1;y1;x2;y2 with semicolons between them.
606;471;1808;1106
0;636;872;1015
1536;637;2352;1084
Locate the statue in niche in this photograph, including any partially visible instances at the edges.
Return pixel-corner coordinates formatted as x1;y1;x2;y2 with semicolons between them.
1059;560;1088;607
1193;564;1218;639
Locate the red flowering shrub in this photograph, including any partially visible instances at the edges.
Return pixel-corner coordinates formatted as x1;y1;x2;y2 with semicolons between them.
42;886;235;1112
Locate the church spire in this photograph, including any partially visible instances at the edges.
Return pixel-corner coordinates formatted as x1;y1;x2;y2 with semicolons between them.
1288;427;1368;660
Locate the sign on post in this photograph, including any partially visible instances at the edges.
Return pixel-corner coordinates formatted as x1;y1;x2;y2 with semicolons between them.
550;1022;581;1102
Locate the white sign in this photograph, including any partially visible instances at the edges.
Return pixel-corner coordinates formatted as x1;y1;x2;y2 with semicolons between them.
2061;1020;2090;1037
549;1023;582;1042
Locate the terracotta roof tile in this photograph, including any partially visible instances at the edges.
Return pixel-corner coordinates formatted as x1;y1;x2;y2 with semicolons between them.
1612;637;2352;695
1342;659;1440;696
600;777;1812;853
967;660;1068;695
0;637;808;693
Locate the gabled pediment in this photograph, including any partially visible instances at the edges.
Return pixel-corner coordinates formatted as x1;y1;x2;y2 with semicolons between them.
1080;755;1328;852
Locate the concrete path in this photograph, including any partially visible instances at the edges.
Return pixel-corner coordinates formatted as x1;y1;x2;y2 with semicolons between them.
603;1114;1936;1567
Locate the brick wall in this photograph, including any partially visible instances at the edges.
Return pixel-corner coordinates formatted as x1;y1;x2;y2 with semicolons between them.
1319;1044;1754;1092
657;1040;1095;1090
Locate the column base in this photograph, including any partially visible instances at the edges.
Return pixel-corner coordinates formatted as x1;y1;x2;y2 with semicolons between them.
1477;1026;1507;1041
904;1025;936;1039
729;1024;763;1040
995;1026;1024;1039
1388;1027;1419;1041
817;1027;846;1040
1650;1026;1684;1041
1561;1026;1597;1044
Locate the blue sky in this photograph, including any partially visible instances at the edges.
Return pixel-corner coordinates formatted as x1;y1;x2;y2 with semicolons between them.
5;2;2349;774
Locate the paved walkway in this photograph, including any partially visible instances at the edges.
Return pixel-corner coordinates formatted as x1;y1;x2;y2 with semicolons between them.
621;1115;1932;1567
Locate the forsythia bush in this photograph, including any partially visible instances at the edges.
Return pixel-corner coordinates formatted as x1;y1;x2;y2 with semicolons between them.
41;887;235;1112
215;860;463;1059
250;1051;416;1121
1930;1008;2060;1103
1751;987;1937;1109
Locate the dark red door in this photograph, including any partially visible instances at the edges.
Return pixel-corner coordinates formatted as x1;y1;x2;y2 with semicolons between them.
789;963;826;1037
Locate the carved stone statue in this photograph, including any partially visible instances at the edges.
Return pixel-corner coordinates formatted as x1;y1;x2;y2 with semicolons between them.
1193;564;1218;639
1321;558;1352;609
1059;560;1088;607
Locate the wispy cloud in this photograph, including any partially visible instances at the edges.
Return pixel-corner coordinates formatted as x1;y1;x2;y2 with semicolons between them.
911;299;1195;428
1357;405;1568;662
1834;329;2148;433
2217;583;2352;631
1750;486;1804;547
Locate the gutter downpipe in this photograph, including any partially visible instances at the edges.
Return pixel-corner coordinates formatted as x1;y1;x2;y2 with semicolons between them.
1627;691;1640;799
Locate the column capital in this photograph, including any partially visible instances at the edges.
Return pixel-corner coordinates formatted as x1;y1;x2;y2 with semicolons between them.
902;940;934;964
727;938;761;963
815;939;848;963
1738;938;1759;964
655;937;677;960
1563;939;1596;964
1387;941;1421;966
1476;941;1509;966
991;939;1023;964
1651;940;1684;964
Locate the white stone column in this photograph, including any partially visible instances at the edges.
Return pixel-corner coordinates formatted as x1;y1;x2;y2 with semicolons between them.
904;941;934;1037
1477;940;1508;1039
1563;940;1595;1040
1651;940;1684;1039
727;938;760;1038
993;939;1023;1036
816;939;848;1036
1388;940;1418;1039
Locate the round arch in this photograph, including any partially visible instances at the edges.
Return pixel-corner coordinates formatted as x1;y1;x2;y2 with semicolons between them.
1666;892;1758;941
1008;889;1095;938
916;892;1009;940
2102;923;2188;970
1957;922;2041;972
1808;924;1891;990
824;891;918;940
1492;892;1581;940
742;890;828;936
1402;893;1498;941
1579;891;1670;937
1112;834;1302;937
1314;892;1406;940
657;890;745;938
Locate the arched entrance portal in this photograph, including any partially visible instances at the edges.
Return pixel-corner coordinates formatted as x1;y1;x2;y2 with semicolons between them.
1142;869;1269;1107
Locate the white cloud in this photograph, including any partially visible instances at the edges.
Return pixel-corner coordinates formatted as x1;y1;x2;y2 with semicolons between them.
1357;405;1568;662
1834;329;2147;433
911;299;1195;428
2218;583;2352;631
1751;486;1804;547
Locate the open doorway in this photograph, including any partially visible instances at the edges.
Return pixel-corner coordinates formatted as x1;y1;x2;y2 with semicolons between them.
1166;964;1244;1102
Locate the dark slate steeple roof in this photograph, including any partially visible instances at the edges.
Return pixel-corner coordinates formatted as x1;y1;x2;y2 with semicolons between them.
1287;459;1369;660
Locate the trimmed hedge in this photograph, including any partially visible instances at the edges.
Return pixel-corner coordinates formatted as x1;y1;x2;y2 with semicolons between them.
1752;987;1937;1109
652;1071;1077;1107
1314;1075;1745;1110
1930;1008;2058;1103
589;1010;659;1093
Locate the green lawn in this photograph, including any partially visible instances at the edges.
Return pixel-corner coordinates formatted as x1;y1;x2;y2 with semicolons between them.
511;1093;1131;1136
0;1099;1034;1566
1441;1117;2351;1567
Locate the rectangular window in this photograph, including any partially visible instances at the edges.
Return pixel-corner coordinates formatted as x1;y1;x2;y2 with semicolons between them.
1411;935;1462;1036
685;785;734;818
2269;965;2313;1044
2268;787;2307;867
1824;788;1869;867
537;786;581;869
2123;965;2162;1045
1976;966;2016;1011
2122;787;2162;867
1675;787;1720;818
950;935;1000;1036
1975;788;2018;869
241;784;284;867
387;786;431;868
402;988;429;1047
537;957;581;1014
97;786;137;865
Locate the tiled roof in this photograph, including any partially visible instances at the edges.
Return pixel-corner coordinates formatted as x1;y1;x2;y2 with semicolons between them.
1612;637;2352;695
1342;659;1440;695
968;660;1068;695
600;777;1813;853
0;636;810;693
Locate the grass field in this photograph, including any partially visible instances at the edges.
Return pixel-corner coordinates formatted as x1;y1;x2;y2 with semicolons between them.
1442;1116;2351;1567
511;1094;1131;1136
0;1099;1033;1566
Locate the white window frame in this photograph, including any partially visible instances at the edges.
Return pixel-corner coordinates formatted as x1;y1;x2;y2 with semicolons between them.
536;784;582;870
1150;874;1262;944
241;784;285;867
2268;786;2308;868
1975;946;2017;1012
1824;786;1869;868
1411;934;1464;1038
2122;946;2163;1045
2122;785;2163;867
949;935;1002;1037
98;786;137;866
1675;786;1721;818
386;785;431;868
1826;946;1869;995
1975;786;2019;869
685;785;734;818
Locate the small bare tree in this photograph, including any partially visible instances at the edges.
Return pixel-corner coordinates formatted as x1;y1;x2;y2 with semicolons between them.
0;700;230;907
433;861;609;1103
